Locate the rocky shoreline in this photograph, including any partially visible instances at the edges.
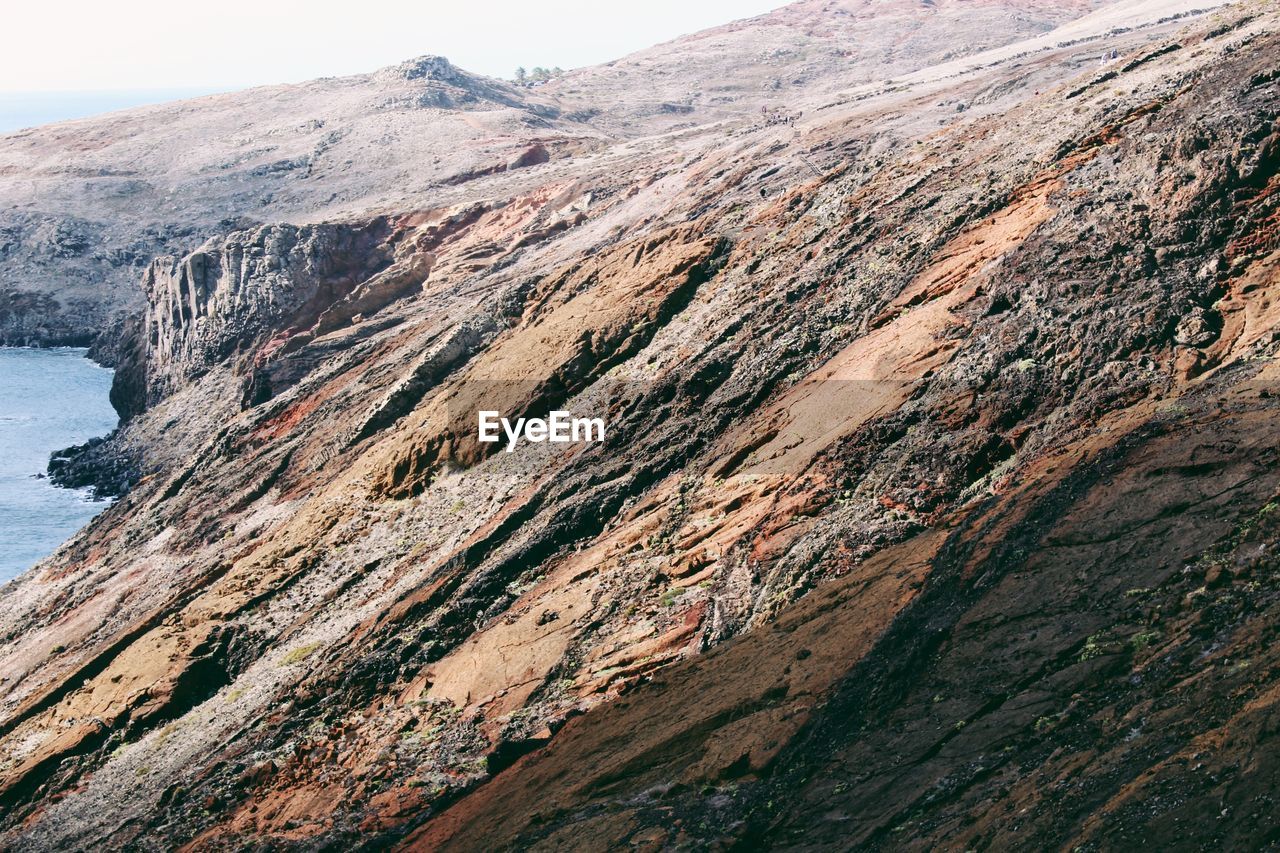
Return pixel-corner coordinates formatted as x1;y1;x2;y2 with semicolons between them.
0;328;139;498
46;436;138;500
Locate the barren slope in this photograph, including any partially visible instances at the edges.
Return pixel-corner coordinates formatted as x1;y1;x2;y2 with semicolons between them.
3;0;1280;850
1;0;1109;352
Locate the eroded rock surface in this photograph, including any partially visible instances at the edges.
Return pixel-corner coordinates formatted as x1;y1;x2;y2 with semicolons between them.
4;1;1280;850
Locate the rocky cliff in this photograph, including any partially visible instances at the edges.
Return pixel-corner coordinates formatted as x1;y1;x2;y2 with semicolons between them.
3;0;1280;850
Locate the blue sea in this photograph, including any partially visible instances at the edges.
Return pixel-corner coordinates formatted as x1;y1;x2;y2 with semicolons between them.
0;348;117;584
0;89;223;134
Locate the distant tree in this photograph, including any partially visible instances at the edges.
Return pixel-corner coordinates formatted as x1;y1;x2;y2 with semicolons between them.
514;66;528;85
531;66;551;83
551;66;564;76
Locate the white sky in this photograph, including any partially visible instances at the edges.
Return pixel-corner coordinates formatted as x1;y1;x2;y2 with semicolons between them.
1;0;790;92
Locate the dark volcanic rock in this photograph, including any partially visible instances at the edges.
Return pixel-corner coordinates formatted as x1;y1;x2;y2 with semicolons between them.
47;437;138;499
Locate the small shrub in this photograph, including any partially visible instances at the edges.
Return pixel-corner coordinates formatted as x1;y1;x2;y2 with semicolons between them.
1079;632;1108;662
282;643;321;665
1130;630;1162;652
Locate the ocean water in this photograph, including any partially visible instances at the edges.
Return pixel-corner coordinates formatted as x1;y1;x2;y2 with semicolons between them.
0;348;117;584
0;89;223;134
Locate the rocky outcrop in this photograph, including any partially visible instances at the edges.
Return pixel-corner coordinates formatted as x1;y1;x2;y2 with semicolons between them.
3;1;1279;851
0;289;86;347
133;221;398;409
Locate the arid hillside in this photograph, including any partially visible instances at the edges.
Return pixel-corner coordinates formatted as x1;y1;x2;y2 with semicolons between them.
3;0;1280;849
0;0;1114;351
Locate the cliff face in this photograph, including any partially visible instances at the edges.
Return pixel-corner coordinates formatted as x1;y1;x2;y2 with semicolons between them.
135;222;399;407
3;0;1280;850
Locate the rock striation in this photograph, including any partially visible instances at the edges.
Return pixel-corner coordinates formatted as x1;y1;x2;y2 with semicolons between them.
4;0;1280;850
136;222;398;407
